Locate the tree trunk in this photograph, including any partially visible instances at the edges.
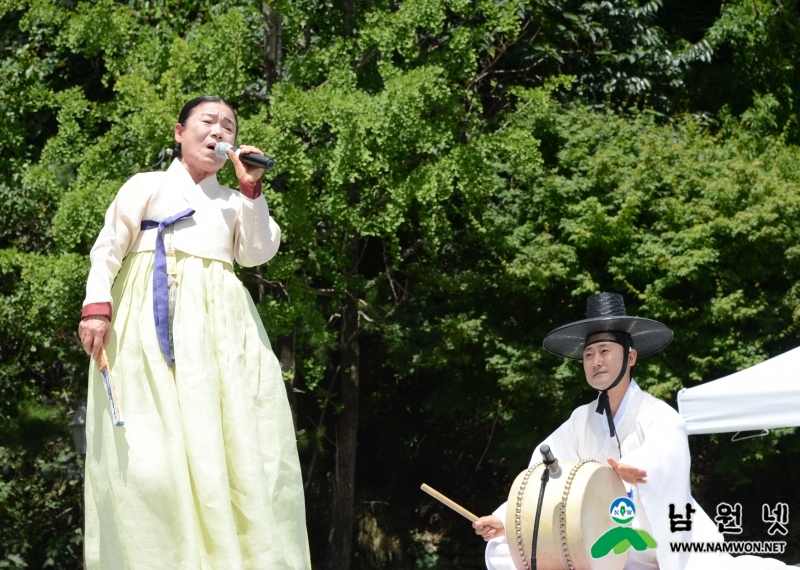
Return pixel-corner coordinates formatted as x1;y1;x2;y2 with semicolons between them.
275;330;298;434
262;2;282;94
324;246;360;570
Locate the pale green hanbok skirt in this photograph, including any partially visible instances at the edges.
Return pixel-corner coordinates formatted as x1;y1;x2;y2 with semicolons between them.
84;251;310;570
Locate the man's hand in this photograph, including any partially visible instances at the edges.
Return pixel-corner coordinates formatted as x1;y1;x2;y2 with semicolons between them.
473;515;505;541
79;316;111;361
607;457;648;484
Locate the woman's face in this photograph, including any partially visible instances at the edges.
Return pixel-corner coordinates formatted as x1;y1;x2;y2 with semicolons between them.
174;101;237;182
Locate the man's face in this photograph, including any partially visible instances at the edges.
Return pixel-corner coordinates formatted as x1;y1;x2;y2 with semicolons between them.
582;333;637;390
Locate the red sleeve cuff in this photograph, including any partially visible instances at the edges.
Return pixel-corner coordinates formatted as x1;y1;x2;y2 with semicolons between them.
238;178;263;200
81;302;112;321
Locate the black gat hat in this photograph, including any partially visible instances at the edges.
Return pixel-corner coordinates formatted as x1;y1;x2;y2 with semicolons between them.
543;292;673;360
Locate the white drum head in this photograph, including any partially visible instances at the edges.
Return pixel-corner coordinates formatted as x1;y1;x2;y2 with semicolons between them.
506;461;629;570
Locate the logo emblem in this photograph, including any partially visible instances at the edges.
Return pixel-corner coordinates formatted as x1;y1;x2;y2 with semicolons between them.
591;497;658;559
610;497;636;524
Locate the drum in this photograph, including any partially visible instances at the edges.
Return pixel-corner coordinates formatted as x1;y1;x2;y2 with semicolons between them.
505;459;628;570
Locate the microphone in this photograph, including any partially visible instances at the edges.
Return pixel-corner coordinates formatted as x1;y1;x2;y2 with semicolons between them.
214;142;275;171
540;444;561;478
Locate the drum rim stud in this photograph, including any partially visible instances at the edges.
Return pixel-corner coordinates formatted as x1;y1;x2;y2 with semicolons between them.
558;459;599;570
513;462;543;570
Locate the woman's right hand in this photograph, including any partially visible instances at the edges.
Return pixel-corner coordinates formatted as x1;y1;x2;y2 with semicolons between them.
473;515;505;541
79;316;111;361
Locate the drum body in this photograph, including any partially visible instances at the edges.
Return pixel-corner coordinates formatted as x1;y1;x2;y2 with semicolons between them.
505;460;628;570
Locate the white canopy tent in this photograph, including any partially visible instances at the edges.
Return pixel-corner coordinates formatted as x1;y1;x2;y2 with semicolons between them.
677;345;800;435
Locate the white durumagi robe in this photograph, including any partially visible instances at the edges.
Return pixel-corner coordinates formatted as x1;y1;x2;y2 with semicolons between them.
485;381;788;570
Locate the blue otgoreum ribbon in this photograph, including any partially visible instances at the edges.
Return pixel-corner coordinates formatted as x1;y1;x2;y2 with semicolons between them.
140;208;195;366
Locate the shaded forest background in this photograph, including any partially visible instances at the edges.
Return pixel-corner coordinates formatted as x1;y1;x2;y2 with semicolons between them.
2;0;800;567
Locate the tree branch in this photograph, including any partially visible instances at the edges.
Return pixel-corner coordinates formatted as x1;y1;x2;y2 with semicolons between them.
475;388;519;471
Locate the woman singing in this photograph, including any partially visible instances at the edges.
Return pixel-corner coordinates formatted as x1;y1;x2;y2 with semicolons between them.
77;96;310;569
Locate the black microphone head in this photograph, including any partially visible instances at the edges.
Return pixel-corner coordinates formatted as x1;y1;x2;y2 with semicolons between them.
540;444;556;463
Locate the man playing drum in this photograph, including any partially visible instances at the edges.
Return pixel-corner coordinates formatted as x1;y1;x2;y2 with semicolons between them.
473;292;789;570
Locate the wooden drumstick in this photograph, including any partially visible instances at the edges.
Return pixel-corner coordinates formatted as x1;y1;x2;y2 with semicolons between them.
420;483;479;523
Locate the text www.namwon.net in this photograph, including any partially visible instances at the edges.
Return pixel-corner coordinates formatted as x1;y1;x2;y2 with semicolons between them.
670;541;786;554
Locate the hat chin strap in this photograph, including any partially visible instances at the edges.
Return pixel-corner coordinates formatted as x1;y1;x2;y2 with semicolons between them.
590;333;630;439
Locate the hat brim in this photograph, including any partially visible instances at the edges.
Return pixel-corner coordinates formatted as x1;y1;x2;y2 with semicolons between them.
543;316;673;360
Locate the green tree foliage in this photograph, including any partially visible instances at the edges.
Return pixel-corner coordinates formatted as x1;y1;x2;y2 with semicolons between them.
0;1;274;566
685;0;800;141
1;0;799;568
384;103;800;462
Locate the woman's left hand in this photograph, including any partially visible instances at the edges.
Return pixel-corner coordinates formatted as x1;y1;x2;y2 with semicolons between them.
227;144;265;184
